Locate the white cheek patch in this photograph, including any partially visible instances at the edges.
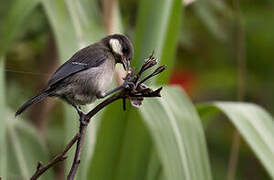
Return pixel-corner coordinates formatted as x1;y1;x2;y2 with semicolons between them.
109;38;122;55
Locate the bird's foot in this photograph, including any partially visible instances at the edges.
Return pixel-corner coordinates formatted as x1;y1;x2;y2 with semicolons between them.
80;116;88;126
96;78;135;100
75;105;85;116
74;105;88;125
78;109;88;126
124;81;135;89
96;93;105;99
122;78;135;89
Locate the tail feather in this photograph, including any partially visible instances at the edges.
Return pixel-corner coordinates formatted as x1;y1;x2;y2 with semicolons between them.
15;90;52;116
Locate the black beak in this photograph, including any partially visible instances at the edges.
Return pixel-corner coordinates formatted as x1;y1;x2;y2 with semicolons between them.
122;57;130;71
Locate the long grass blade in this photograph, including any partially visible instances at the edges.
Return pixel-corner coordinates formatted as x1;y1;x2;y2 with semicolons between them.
0;59;7;179
140;86;212;180
197;102;274;178
0;0;41;177
134;0;182;85
87;101;152;180
6;111;53;180
0;0;41;55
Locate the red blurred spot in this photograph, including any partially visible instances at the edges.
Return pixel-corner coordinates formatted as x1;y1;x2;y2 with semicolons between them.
169;69;196;94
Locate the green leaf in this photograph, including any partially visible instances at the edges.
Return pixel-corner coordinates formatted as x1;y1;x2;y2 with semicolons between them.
197;102;274;179
87;101;127;180
64;0;104;46
192;0;227;40
112;110;152;180
42;0;103;60
6;111;53;180
0;0;41;56
0;59;6;179
0;0;41;176
133;0;182;84
42;0;78;60
140;86;212;180
145;148;163;180
88;102;152;180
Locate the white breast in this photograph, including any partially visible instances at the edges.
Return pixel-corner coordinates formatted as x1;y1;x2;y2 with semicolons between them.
95;58;115;92
77;57;115;94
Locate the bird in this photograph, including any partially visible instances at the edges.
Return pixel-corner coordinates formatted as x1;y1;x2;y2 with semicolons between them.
15;34;134;119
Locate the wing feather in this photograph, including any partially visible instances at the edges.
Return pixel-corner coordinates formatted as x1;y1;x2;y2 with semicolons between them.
48;44;108;86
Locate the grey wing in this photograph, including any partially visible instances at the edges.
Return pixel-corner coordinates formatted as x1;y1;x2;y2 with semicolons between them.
48;44;108;87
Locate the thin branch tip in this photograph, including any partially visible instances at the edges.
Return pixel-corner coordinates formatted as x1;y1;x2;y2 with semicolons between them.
36;162;43;170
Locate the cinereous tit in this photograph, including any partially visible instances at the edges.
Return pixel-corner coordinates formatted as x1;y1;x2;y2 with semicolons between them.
15;34;133;117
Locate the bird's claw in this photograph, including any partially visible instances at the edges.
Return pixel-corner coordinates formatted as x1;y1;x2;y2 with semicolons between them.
73;105;88;125
123;79;135;89
80;118;88;126
75;107;84;115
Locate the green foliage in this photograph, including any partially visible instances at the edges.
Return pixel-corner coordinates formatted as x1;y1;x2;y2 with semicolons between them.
6;112;53;180
0;0;41;56
140;87;212;180
192;0;230;41
0;0;44;179
198;102;274;178
0;60;6;179
88;103;152;180
134;0;182;84
0;0;273;179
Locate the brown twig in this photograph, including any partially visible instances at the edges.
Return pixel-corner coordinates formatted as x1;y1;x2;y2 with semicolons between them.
67;93;121;180
30;54;166;180
67;119;88;180
30;133;80;180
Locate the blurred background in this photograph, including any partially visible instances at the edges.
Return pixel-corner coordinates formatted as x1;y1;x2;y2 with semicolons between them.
0;0;274;179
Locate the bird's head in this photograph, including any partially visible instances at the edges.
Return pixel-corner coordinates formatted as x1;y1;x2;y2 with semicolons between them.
102;34;133;71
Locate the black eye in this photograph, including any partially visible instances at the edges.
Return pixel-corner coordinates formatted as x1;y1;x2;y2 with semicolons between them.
123;47;129;54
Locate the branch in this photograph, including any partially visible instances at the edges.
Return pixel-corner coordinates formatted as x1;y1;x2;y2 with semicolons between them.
67;93;121;180
30;54;166;180
30;133;80;180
